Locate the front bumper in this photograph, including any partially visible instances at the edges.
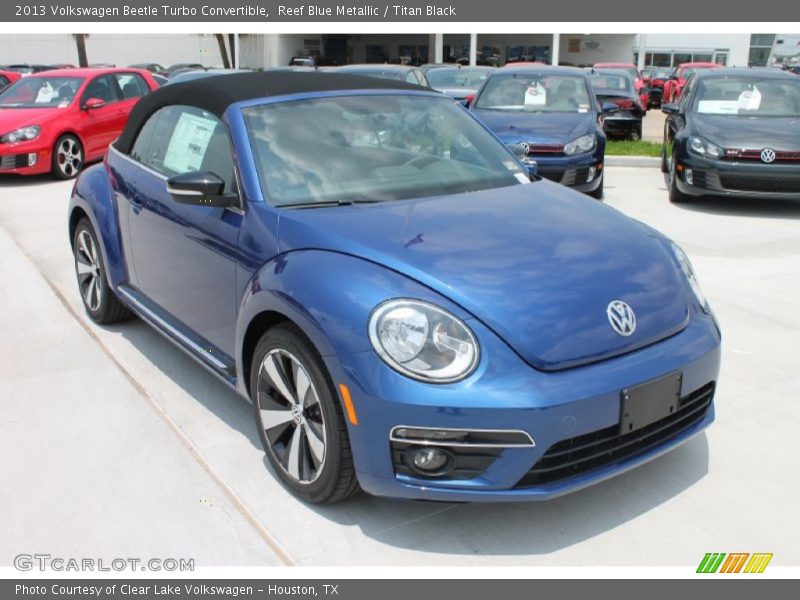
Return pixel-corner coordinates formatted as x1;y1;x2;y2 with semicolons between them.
677;154;800;199
530;152;604;193
327;307;721;502
0;140;51;175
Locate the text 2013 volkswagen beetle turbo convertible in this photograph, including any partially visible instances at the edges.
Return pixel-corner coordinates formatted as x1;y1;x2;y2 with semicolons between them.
68;72;721;504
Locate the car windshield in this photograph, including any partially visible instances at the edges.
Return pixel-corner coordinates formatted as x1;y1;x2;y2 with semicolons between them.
693;76;800;117
475;74;592;112
589;72;633;94
0;76;83;108
243;94;529;207
426;68;490;90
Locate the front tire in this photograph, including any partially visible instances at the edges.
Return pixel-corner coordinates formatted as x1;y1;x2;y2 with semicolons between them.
251;323;359;504
52;134;84;180
668;151;690;204
72;218;133;324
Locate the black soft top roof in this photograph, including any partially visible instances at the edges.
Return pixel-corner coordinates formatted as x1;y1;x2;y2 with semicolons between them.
115;71;427;154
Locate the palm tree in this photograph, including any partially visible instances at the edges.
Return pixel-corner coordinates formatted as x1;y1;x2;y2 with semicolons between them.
73;34;88;67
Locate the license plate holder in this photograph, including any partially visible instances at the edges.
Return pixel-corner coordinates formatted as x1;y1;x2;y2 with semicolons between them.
620;371;683;434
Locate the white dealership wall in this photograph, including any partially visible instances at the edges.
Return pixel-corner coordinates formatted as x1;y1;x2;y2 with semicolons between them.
0;32;769;69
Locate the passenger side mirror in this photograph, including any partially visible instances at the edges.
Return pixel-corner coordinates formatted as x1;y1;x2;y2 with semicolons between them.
166;171;238;208
601;102;620;114
661;102;680;114
83;97;106;110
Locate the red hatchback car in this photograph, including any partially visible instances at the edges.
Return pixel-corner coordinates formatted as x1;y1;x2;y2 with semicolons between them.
0;67;157;179
0;70;22;91
593;62;649;111
661;62;719;104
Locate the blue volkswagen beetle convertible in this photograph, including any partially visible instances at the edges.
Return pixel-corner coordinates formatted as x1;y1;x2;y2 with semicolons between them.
68;72;721;504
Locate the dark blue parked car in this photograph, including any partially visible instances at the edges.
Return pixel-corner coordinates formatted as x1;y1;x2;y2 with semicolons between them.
68;72;721;504
470;66;612;199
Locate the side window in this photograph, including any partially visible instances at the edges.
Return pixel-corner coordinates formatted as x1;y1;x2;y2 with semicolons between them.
130;110;162;165
405;71;418;85
0;75;9;88
415;70;429;87
82;75;119;105
115;73;149;100
132;105;236;195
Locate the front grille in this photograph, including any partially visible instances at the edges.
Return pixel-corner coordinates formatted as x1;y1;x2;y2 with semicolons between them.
723;149;800;163
0;154;29;169
527;143;564;155
719;174;800;193
538;167;565;182
514;382;715;488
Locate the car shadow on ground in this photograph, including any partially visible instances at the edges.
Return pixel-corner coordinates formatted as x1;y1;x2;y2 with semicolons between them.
112;315;710;558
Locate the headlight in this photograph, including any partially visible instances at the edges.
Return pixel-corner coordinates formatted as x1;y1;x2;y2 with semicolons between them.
368;299;479;383
0;125;41;144
671;242;708;310
563;134;596;156
687;135;722;159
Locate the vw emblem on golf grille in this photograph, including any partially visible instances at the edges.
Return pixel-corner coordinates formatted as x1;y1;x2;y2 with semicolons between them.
760;148;776;163
607;300;637;337
519;142;530;154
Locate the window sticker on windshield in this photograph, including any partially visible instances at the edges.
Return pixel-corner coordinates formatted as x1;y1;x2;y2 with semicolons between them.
163;113;217;173
524;82;547;106
503;160;520;170
35;83;54;104
738;86;761;111
697;100;739;115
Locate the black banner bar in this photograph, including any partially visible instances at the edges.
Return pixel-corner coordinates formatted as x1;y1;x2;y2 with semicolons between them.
1;0;795;22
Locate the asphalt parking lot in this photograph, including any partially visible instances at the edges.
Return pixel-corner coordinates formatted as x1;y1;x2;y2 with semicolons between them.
1;166;799;567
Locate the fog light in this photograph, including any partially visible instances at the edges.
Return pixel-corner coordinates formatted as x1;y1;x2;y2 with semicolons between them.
405;446;454;476
587;166;597;182
684;168;693;185
27;153;37;167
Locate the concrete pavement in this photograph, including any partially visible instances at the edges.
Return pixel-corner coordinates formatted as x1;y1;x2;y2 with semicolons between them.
1;168;798;567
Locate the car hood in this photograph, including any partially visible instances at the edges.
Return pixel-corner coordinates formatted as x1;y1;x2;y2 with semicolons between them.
691;114;800;150
277;181;690;371
0;106;61;133
471;109;594;144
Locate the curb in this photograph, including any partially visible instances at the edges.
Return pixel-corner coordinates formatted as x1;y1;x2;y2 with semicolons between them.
605;156;661;168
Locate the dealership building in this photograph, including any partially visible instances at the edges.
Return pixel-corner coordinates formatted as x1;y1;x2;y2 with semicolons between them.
0;32;797;70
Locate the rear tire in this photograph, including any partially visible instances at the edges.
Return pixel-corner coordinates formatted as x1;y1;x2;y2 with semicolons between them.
72;218;133;324
251;323;360;504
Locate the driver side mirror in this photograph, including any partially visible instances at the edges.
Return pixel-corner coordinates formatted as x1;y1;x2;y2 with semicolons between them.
83;97;106;110
661;102;680;114
166;171;238;208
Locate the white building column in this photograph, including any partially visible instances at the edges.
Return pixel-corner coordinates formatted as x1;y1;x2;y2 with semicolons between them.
469;32;477;66
434;33;444;63
637;34;647;69
551;33;560;65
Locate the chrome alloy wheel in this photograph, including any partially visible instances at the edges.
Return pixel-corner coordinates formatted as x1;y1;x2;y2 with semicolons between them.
75;229;102;312
57;137;82;178
256;349;327;484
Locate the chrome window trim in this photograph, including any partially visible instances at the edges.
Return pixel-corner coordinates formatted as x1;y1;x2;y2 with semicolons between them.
390;425;536;448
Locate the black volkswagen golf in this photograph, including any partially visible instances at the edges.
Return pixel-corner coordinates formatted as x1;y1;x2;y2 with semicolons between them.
662;68;800;203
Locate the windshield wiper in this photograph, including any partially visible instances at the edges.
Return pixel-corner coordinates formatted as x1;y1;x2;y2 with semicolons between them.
283;198;384;209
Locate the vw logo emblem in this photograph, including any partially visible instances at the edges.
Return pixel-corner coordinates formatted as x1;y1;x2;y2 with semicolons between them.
760;148;776;163
519;142;530;154
607;300;637;337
